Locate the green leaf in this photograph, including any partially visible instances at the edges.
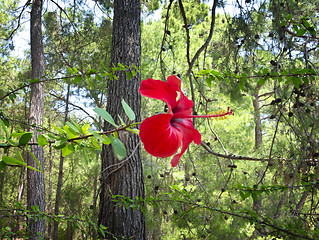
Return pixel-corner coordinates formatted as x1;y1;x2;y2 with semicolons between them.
286;14;292;20
126;71;132;80
51;125;65;135
109;135;126;160
26;165;41;172
63;125;77;138
241;73;247;81
198;69;210;75
302;76;309;85
93;108;118;127
297;28;306;36
257;78;266;86
74;75;82;83
0;118;10;139
140;206;147;215
121;99;136;121
19;132;33;146
302;19;311;28
280;20;286;27
238;79;244;91
29;78;39;84
293;77;302;89
37;134;49;147
81;124;90;135
90;137;101;150
117;63;126;70
251;191;258;202
88;129;105;142
2;156;25;166
28;151;44;174
102;136;111;145
0;161;5;170
211;70;223;79
11;132;27;137
83;150;89;164
206;76;214;88
96;74;102;82
53;138;68;149
62;144;74;157
66;121;80;134
118;115;126;126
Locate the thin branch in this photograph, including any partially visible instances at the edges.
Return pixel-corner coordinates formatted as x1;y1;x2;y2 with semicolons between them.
200;141;296;162
48;92;97;124
178;0;190;66
49;0;81;38
6;0;31;40
186;0;218;76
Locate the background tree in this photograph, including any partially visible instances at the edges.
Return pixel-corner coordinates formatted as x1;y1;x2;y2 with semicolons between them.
27;0;46;238
98;0;145;239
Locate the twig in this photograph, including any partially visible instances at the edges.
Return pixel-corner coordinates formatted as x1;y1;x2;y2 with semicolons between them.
6;0;31;40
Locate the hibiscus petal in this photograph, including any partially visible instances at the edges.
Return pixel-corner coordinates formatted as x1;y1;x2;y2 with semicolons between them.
167;75;181;92
172;91;193;115
139;113;182;158
139;78;181;112
170;118;202;167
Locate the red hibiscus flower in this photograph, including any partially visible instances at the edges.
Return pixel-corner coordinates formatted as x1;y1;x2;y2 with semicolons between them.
139;75;233;167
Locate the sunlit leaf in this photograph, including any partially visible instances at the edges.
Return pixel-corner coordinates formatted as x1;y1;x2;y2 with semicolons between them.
19;132;33;146
90;137;101;150
28;151;44;174
66;121;80;134
37;134;49;147
2;156;25;166
121;99;135;121
109;135;126;160
81;124;90;135
63;125;77;138
93;108;118;127
53;138;68;149
62;144;75;157
52;125;65;135
102;136;111;145
0;118;10;139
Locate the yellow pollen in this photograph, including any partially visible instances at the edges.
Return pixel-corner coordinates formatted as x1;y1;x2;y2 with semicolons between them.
208;110;229;121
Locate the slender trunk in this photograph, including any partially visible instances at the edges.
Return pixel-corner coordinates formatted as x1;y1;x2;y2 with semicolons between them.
98;0;145;239
27;0;46;238
0;165;6;203
47;135;53;239
253;85;262;149
13;166;26;235
53;83;70;240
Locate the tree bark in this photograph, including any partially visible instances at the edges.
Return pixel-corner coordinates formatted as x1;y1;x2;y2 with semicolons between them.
98;0;145;239
253;85;262;149
47;141;53;240
27;0;46;238
53;83;70;240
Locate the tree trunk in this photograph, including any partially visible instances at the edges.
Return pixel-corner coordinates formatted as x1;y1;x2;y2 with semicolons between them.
47;141;53;240
98;0;145;239
53;83;70;240
0;165;6;203
253;85;262;149
27;0;46;238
